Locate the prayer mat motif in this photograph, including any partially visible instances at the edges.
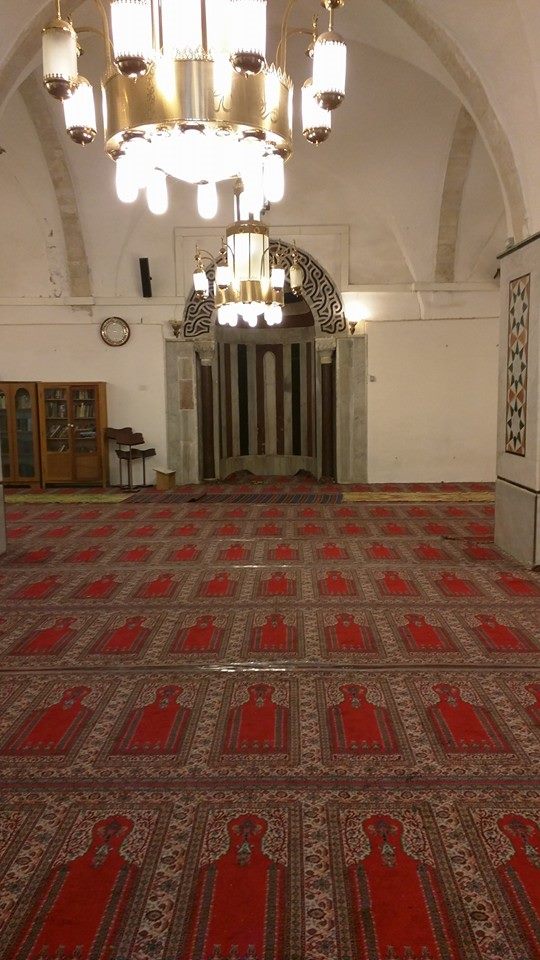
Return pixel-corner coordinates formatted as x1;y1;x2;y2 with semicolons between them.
248;612;300;655
169;803;303;960
317;569;357;596
11;575;62;600
318;680;402;759
364;542;402;561
73;573;120;600
397;613;457;653
410;679;514;758
106;680;205;758
88;615;155;656
169;614;228;655
198;571;239;599
317;542;350;560
266;542;300;561
463;806;540;960
0;684;95;757
320;611;378;655
5;807;158;960
132;573;179;600
375;570;420;598
467;612;538;653
211;679;299;766
258;571;298;597
329;803;474;960
495;571;540;598
168;543;200;562
9;616;81;656
219;542;252;562
434;571;483;598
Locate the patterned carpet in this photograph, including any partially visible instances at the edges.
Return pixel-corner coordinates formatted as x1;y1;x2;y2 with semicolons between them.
0;480;538;960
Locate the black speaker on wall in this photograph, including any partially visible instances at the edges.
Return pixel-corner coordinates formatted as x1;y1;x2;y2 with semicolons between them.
139;257;153;298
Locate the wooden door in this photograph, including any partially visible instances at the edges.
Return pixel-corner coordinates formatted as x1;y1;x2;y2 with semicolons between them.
0;384;14;483
71;384;103;483
12;384;41;484
38;384;73;483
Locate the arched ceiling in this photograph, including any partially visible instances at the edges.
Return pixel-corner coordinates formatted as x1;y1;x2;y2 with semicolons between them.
0;0;535;300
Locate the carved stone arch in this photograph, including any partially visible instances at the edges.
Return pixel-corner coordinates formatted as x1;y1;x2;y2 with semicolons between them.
182;240;347;338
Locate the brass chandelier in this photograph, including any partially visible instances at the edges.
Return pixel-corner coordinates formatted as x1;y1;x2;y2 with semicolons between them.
42;0;348;220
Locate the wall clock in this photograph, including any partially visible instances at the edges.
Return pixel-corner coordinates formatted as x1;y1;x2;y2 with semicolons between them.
100;316;131;347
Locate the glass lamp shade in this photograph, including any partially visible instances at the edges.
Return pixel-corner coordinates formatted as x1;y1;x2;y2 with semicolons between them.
302;78;331;144
111;0;154;78
197;181;219;219
229;0;267;75
218;303;239;326
241;302;263;327
228;221;270;303
270;265;285;290
63;77;97;145
216;263;233;289
161;0;202;58
289;261;304;295
193;266;210;299
312;30;347;110
263;152;285;204
42;18;78;101
239;137;265;217
206;0;232;57
147;169;169;215
115;154;139;203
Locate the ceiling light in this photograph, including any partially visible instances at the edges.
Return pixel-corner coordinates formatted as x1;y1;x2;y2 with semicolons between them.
41;0;349;218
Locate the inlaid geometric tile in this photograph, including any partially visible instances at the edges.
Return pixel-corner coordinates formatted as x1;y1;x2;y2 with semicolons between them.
505;274;530;456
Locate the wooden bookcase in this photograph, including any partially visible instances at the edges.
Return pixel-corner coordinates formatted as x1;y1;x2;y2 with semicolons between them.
38;382;108;487
0;382;42;486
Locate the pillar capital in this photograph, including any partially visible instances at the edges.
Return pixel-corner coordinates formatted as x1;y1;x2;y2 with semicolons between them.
316;338;336;365
194;342;216;366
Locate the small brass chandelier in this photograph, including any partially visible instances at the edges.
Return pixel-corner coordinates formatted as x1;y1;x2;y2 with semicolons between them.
41;0;348;219
193;184;304;328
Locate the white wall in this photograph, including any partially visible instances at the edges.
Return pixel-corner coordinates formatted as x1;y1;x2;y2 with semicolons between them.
366;317;499;482
0;312;167;485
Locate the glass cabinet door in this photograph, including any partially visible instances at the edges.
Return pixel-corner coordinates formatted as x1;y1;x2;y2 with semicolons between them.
0;388;10;479
71;386;98;455
44;387;71;454
15;388;35;478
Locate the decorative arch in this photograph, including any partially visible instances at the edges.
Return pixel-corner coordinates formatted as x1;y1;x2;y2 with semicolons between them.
182;240;347;339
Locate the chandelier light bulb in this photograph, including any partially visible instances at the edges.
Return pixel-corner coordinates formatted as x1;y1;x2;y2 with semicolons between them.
147;168;169;215
263;153;285;204
290;260;304;296
302;78;332;144
206;0;232;58
115;154;139;203
111;0;154;78
312;30;347;110
63;77;97;145
124;136;153;189
193;265;210;299
161;0;202;58
42;16;78;101
197;181;219;220
264;303;283;326
230;0;267;75
242;302;261;327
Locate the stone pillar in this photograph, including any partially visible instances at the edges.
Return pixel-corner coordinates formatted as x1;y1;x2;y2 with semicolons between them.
195;343;217;480
317;340;336;480
335;334;368;483
165;340;200;483
495;235;540;568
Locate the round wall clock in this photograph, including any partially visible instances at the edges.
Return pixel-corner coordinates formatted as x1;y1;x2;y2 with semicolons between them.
100;316;131;347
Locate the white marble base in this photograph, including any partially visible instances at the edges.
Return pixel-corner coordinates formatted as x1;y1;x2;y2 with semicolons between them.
495;478;539;568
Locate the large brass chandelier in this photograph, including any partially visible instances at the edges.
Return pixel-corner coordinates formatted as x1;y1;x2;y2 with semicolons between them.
42;0;348;220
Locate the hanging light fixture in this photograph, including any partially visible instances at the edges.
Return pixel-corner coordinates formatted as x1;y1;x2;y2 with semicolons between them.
312;1;347;111
63;77;97;144
40;0;349;218
302;78;331;144
192;186;303;329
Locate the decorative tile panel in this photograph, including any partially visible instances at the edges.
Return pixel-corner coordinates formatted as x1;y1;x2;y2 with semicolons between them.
505;274;530;456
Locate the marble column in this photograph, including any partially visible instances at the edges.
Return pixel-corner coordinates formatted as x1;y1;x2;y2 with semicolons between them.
335;334;368;483
495;234;540;568
196;343;217;480
317;341;336;480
